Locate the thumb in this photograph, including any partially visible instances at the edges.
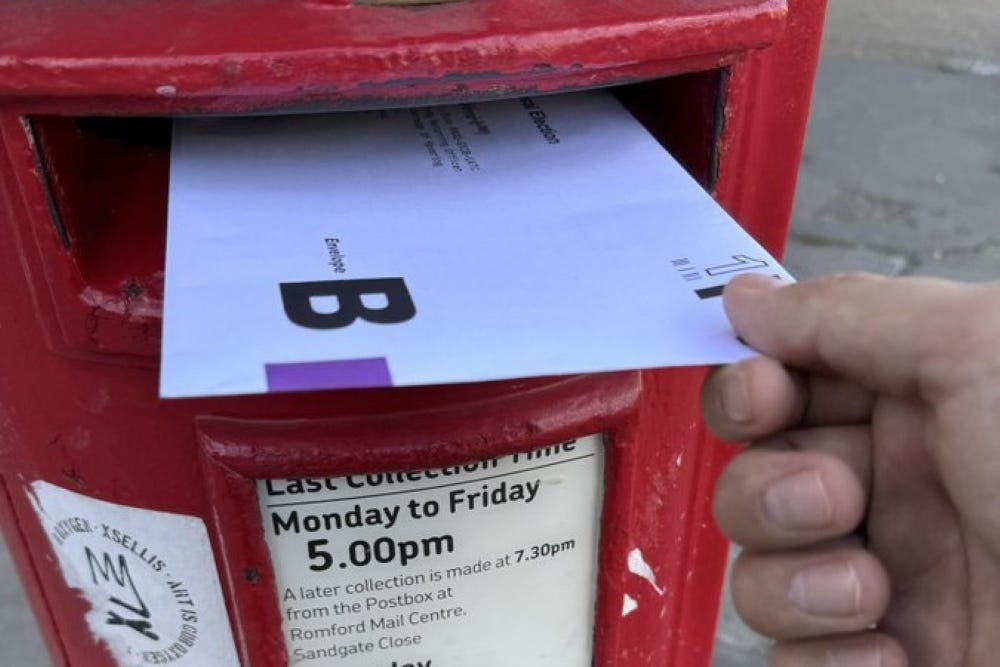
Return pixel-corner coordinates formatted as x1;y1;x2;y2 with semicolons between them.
723;272;997;400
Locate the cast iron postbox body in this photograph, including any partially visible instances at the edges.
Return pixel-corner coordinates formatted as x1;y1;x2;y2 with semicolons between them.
0;1;827;665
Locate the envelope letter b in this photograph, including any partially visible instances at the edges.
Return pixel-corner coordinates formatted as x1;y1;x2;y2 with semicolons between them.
279;278;416;330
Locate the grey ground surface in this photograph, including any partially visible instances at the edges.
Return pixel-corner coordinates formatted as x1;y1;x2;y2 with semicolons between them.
0;531;49;664
2;2;998;665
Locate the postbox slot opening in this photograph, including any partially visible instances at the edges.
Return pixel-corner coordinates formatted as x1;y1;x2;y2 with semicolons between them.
26;68;724;356
30;116;172;297
616;70;725;192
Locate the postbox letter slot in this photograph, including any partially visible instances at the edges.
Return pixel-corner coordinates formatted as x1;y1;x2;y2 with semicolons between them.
20;72;721;358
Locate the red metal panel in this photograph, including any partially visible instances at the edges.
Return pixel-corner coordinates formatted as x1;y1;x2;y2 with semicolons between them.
656;2;832;663
716;0;830;256
0;0;785;114
7;73;730;363
0;476;70;666
0;0;828;664
198;374;643;666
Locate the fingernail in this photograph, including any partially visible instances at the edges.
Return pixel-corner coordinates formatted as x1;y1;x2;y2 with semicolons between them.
789;560;861;617
718;370;752;423
763;470;833;530
826;643;884;667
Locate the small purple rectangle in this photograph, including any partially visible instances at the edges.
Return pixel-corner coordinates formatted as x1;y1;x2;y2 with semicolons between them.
265;358;392;392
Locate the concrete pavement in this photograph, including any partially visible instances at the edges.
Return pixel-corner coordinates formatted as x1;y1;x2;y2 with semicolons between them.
0;533;49;664
823;0;1000;73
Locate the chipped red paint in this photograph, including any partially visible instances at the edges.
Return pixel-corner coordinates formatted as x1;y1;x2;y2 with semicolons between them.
0;0;786;114
0;0;826;664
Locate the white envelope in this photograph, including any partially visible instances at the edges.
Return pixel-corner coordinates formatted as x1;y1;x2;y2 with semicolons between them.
161;91;790;398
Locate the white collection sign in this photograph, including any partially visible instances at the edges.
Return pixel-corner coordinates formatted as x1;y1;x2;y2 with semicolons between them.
28;481;240;667
162;90;792;398
257;435;605;666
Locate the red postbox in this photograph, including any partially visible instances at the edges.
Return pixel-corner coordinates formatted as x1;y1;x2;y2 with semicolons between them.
0;1;827;665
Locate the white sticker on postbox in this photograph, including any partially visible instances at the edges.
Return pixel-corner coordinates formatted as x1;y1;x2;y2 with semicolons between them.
257;434;605;666
27;481;240;667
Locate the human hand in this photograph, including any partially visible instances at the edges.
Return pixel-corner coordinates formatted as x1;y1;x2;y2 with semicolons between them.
702;273;1000;666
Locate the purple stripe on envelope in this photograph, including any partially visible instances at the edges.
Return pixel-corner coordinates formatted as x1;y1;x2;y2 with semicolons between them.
265;358;392;392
